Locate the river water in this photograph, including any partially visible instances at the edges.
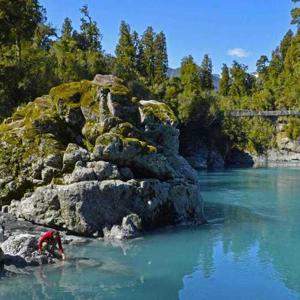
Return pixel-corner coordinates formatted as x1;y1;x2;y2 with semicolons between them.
1;168;300;299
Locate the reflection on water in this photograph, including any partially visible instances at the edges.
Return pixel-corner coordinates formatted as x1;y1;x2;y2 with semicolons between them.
1;168;300;299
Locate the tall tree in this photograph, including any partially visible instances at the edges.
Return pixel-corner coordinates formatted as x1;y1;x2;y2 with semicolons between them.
280;30;294;60
255;55;269;90
132;30;144;76
229;61;253;97
141;27;156;83
219;64;231;96
256;55;269;74
114;21;136;81
154;32;168;84
33;23;56;50
180;55;201;98
76;5;102;51
199;54;213;90
51;18;84;82
61;18;73;40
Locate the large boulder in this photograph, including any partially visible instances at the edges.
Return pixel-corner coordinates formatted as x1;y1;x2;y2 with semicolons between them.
1;234;38;259
13;178;203;236
1;234;53;266
103;213;142;240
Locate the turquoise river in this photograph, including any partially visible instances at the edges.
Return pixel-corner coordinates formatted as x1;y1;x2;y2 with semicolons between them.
1;168;300;299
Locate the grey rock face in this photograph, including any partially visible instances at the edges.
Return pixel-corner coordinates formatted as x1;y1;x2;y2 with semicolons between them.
227;135;300;168
254;150;300;167
225;150;255;167
208;150;225;170
12;177;203;236
93;74;122;86
14;180;138;235
64;161;114;184
0;224;4;242
103;214;142;240
1;234;38;259
63;144;90;172
119;167;134;180
1;234;54;266
184;144;224;170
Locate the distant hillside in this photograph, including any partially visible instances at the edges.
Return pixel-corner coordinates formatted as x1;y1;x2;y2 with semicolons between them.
167;68;220;90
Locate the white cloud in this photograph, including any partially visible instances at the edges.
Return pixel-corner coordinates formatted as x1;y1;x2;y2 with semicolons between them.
227;48;250;58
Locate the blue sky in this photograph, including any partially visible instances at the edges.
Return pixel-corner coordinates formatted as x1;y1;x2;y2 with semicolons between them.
40;0;296;74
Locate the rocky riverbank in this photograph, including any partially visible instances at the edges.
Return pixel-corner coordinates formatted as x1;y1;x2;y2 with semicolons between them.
0;212;90;277
226;120;300;168
0;75;205;241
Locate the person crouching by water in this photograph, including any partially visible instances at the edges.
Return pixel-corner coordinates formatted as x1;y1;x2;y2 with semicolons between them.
38;230;66;260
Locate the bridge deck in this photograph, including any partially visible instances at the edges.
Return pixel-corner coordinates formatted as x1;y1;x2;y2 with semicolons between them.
227;110;300;117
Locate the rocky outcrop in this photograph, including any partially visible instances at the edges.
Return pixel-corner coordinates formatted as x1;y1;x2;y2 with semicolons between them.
225;150;255;168
183;143;225;170
0;212;90;275
257;134;300;167
226;118;300;168
1;234;52;266
103;214;142;240
0;75;204;237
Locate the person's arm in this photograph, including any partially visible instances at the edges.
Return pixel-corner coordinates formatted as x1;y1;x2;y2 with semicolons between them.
57;236;65;259
38;239;42;253
38;233;48;253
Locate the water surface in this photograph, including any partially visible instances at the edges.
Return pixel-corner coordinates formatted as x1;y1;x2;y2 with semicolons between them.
1;168;300;299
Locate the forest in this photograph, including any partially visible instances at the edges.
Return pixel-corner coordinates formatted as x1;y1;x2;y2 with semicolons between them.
0;0;299;156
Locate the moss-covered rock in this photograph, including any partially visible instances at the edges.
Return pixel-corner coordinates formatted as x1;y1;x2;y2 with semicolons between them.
0;74;204;236
0;75;133;205
139;100;179;155
139;100;177;125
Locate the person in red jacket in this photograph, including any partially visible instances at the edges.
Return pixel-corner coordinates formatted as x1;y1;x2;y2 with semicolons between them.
38;230;65;260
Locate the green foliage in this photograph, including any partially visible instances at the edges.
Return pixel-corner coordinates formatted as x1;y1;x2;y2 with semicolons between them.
1;0;299;162
132;30;145;75
0;0;44;60
178;92;217;125
141;27;156;83
199;54;214;90
77;5;102;51
229;61;255;97
0;2;110;121
284;118;300;140
154;32;168;84
115;21;137;81
291;0;300;26
219;64;231;96
141;102;177;124
114;23;168;92
180;55;201;98
51;11;106;83
127;79;152;100
223;117;275;154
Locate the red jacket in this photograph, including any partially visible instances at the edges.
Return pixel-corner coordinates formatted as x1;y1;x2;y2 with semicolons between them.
38;230;64;255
